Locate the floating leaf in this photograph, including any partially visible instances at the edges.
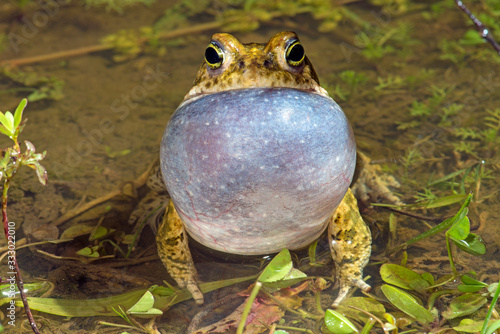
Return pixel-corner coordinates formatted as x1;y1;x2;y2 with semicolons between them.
458;274;488;293
335;297;385;323
380;285;434;324
127;291;162;316
452;318;484;333
447;215;470;240
324;309;357;334
380;264;430;290
258;249;293;283
60;224;94;239
421;272;434;286
451;233;486;256
90;226;115;241
442;293;487;320
461;274;486;286
457;284;486;293
76;246;100;258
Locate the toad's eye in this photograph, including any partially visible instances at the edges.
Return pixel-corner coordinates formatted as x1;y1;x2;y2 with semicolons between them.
285;40;305;67
205;42;224;69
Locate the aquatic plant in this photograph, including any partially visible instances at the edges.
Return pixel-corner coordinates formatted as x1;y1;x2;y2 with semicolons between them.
83;0;155;13
0;67;64;102
0;99;46;333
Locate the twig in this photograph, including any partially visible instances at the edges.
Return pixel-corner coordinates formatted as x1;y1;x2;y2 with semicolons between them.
0;21;223;67
455;0;500;55
51;160;155;227
2;178;40;334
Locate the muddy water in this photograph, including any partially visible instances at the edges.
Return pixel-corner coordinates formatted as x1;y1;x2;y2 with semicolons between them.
0;0;499;333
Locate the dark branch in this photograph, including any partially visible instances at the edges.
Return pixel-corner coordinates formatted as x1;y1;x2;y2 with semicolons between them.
455;0;500;55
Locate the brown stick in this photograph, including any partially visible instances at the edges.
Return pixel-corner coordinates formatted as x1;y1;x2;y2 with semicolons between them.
50;160;155;227
455;0;500;55
0;21;224;67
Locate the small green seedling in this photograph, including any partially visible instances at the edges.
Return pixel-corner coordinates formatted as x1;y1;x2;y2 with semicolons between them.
1;98;46;334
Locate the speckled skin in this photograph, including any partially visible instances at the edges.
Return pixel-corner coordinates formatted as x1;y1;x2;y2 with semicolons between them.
155;31;372;306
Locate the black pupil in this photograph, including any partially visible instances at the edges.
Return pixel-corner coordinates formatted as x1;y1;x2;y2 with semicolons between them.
205;46;222;64
288;43;304;62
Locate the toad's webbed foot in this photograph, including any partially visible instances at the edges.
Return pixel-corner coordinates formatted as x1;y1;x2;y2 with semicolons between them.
352;152;403;206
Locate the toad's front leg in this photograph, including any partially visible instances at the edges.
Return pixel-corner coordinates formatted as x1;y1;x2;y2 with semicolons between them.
328;188;372;307
156;200;204;304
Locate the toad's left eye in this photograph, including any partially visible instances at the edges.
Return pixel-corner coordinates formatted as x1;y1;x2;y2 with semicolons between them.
285;41;305;67
205;42;224;69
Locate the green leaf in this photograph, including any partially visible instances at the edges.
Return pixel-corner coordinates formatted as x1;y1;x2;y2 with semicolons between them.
16;276;257;317
487;283;499;296
447;215;470;240
90;226;114;241
403;193;472;247
457;274;488;292
453;318;485;333
380;285;434;324
60;224;94;239
127;291;154;312
308;240;319;265
0;113;12;135
258;249;293;283
485;319;500;334
324;309;357;334
126;291;162;316
421;272;434;286
375;194;467;210
34;161;48;185
4;111;14;134
0;125;12;137
457;284;487;293
451;233;486;256
76;246;100;258
13;98;27;129
334;297;385;323
442;293;487;320
380;264;430;290
461;274;486;286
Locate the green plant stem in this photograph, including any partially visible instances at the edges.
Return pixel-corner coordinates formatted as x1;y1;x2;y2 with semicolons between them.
480;279;500;334
236;282;262;334
445;236;458;276
427;289;455;310
2;176;40;334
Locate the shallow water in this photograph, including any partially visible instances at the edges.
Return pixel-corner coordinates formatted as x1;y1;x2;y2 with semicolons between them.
0;0;499;333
